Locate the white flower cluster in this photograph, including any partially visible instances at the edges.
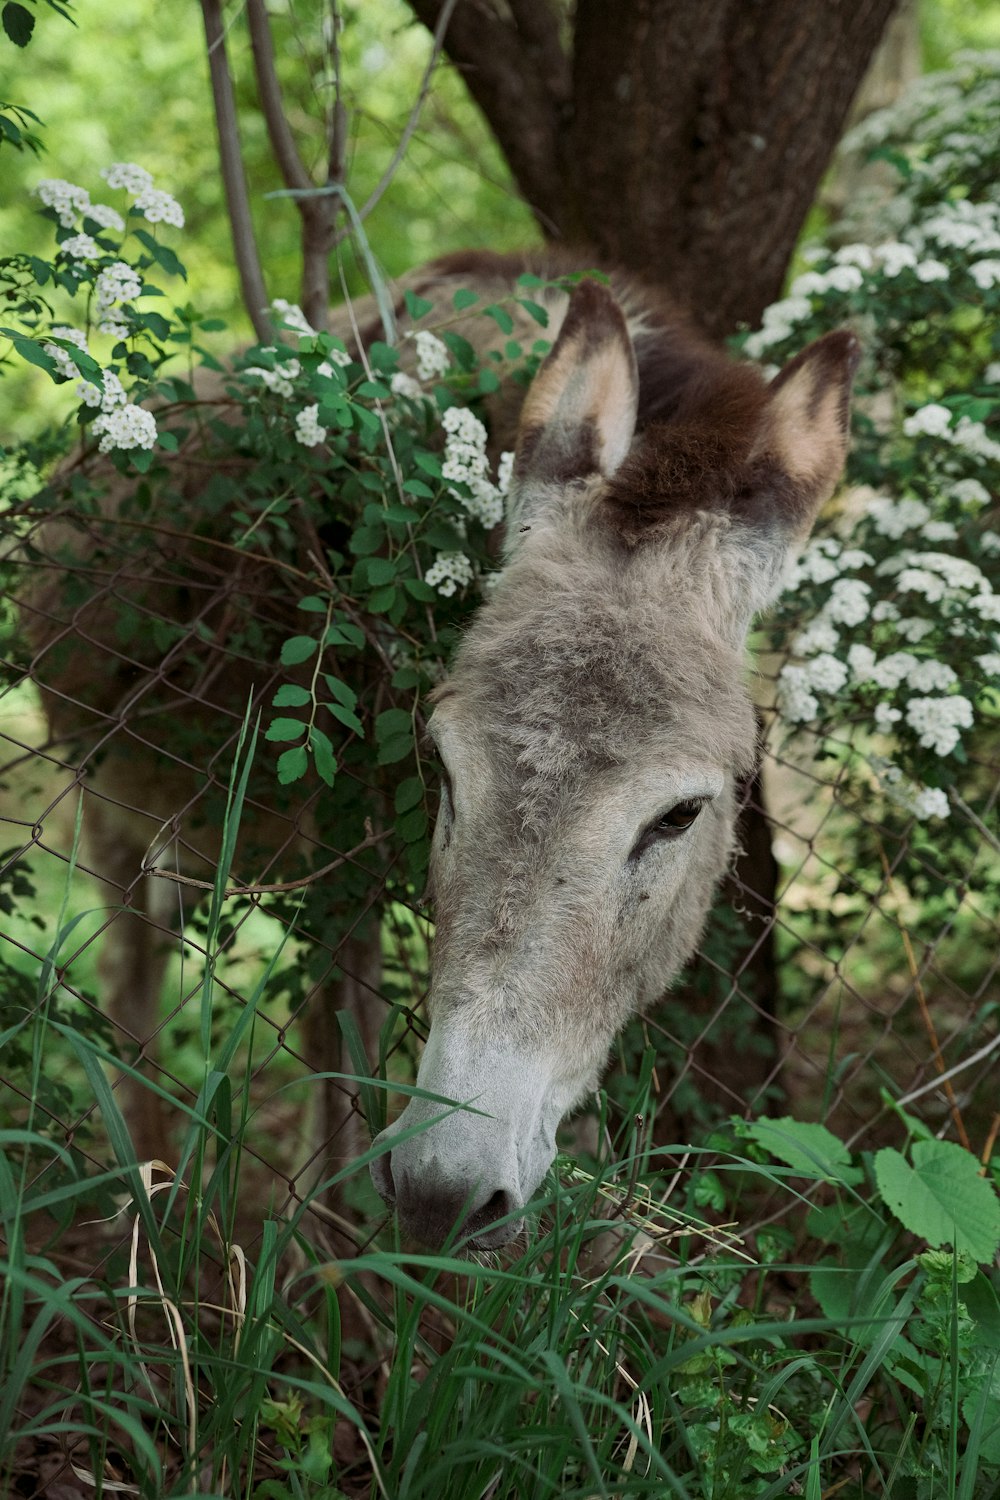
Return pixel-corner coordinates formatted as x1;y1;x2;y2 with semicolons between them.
91;401;158;454
243;355;302;399
872;760;951;822
77;369;126;412
42;325;89;380
101;162;153;194
294;404;327;448
34;177;91;228
95;260;142;338
133;187;185;228
440;404;511;529
390;371;424;401
425;551;474;597
904;695;975;756
413;330;450;381
61;233;100;262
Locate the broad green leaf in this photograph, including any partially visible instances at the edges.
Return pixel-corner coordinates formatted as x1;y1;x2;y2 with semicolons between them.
309;727;337;787
297;595;328;613
517;297;550;327
395;777;425;815
324;676;357;710
483;303;514;334
326;702;363;736
265;717;303;743
744;1117;863;1185
276;745;308;784
376;708;411;740
403;578;436;602
378;734;413;766
325;621;365;649
2;3;35;46
875;1141;1000;1261
272;684;311;708
366;585;396;614
280;635;318;666
396;807;428;844
364;557;396;587
404;290;433;319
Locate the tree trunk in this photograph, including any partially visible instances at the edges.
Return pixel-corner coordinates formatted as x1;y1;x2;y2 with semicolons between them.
407;0;899;336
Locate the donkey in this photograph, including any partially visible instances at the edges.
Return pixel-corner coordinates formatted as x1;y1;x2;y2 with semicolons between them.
368;265;858;1250
16;250;856;1246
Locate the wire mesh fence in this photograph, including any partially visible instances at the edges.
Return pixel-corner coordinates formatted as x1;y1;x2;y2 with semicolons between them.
3;481;998;1249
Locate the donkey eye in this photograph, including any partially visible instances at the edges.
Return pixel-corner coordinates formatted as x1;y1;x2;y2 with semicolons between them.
657;799;704;833
629;799;705;862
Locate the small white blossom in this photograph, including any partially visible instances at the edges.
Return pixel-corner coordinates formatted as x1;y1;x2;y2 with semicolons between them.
294;404;327;448
425;550;474;597
744;296;812;358
980;531;1000;557
897;567;947;603
907;659;958;692
825;577;871;625
243;357;301;399
905;694;974;755
497;451;514;496
896;616;935;644
877;242;918;277
77;369;126;411
847;643;877;681
903;403;953;439
915;259;949;282
975;652;1000;676
839;548;875;570
131;185;184;226
833;243;875;270
91;402;158;453
874;702;902;732
951;478;990;508
413;330;450;381
952;416;1000;464
789;537;842;586
872;600;900;622
390;371;424;401
910;786;950;820
35;177;91;228
865;495;930;537
792;618;841;656
969;259;1000;291
101;162;154;194
805;653;848;693
970;593;1000;623
870;651;918;690
777;665;820;724
270;299;315;336
920;520;958;542
95;260;142;311
60;233;100;261
42;325;89;379
86;202;126;233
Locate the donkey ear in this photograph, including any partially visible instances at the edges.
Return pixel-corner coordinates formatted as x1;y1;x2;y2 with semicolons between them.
756;328;861;542
505;279;639;551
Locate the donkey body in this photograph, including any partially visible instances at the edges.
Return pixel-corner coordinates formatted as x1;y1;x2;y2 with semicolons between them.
18;251;856;1243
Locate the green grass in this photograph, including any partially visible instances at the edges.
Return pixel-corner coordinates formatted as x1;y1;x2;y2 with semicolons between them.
2;714;998;1499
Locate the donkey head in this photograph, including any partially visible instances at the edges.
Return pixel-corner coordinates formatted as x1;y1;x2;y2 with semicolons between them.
371;279;859;1249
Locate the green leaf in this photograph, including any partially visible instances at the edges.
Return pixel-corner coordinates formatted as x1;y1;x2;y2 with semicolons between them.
395;777;425;815
483;303;514;334
280;635;318;666
452;288;479;311
297;595;328;613
367;339;398;373
376;708;411;741
349;525;384;556
265;717;304;743
272;684;311;708
364;557;396;587
356;379;389;399
309;727;337;787
326;702;363;736
403;578;436;602
325;620;365;649
744;1117;863;1185
442;330;476;369
157;431;179;452
3;330;57;376
2;3;35;46
404;290;434;319
276;745;308;785
396;807;428;844
403;478;434;499
413;451;442;479
391;665;421;691
517;297;550;328
875;1141;1000;1261
366;585;396;614
378;734;413;766
324;676;357;710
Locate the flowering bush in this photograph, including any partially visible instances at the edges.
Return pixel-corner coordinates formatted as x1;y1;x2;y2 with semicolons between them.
2;161;549;911
744;53;1000;839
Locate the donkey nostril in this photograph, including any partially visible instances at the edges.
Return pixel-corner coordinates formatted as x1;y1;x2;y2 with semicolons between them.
481;1188;512;1221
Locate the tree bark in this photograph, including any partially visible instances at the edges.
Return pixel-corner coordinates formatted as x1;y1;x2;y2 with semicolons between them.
410;0;900;336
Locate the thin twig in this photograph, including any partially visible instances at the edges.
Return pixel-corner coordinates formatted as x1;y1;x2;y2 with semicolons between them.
200;0;273;343
337;0;460;238
145;827;392;897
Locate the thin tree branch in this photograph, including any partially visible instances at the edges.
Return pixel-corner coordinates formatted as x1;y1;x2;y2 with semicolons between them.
200;0;273;343
245;0;335;330
405;0;570;235
344;0;460;233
